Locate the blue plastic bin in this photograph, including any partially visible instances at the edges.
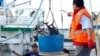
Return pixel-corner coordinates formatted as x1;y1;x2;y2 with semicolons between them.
38;34;64;52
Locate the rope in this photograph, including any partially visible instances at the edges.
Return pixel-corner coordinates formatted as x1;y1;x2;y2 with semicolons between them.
45;0;58;28
0;0;44;42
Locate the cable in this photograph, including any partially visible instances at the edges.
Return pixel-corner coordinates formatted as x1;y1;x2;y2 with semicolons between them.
0;0;44;42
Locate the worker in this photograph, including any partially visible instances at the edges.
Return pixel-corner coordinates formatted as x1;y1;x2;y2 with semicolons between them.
12;43;41;56
69;0;95;56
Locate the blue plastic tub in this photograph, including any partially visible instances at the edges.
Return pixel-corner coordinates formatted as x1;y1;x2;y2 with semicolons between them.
38;34;64;52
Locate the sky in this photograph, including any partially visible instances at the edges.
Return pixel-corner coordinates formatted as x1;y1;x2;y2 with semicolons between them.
5;0;100;29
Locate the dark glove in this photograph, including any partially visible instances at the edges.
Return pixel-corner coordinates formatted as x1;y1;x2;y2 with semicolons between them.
88;39;96;49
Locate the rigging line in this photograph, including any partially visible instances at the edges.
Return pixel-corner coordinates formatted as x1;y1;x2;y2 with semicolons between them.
51;10;58;28
44;0;58;28
60;0;64;33
27;0;43;28
45;0;52;23
45;10;50;23
49;0;58;28
0;0;44;42
44;0;51;23
14;1;31;7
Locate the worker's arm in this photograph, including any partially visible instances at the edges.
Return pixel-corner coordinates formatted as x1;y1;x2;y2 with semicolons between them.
87;28;92;39
67;12;73;16
12;51;22;56
87;28;95;49
81;15;95;49
60;10;73;16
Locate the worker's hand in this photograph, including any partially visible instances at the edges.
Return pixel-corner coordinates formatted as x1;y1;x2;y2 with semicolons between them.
60;10;72;16
88;39;96;49
67;12;73;17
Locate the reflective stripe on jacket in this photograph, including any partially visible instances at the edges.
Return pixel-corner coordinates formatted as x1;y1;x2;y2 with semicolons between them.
70;8;95;46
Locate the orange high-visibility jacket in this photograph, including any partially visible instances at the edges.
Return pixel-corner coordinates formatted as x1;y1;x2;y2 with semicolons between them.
70;8;95;46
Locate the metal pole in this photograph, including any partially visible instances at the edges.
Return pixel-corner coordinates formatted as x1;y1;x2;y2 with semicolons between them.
89;0;99;56
0;25;1;38
95;14;100;56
